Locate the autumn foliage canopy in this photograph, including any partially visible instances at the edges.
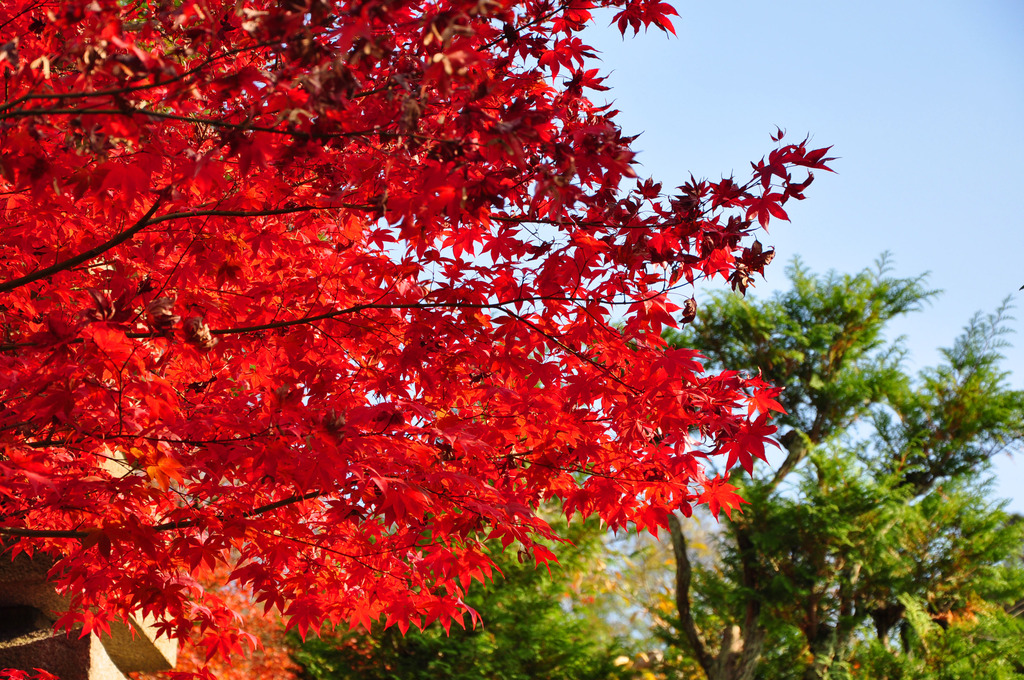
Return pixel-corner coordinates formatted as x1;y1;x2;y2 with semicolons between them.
0;0;832;664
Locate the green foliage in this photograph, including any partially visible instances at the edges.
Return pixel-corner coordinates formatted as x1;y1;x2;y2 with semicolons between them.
657;257;1024;680
291;517;629;680
853;600;1024;679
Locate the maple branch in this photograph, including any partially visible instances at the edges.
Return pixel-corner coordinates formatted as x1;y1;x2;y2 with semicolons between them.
479;3;568;50
489;212;708;237
0;106;389;140
0;196;165;294
0;527;94;539
0;294;610;350
0;490;327;539
0;202;372;297
143;204;361;226
0;42;278;114
0;288;684;353
0;1;40;32
151;489;326;532
503;309;640;394
123;296;588;337
253;529;401;579
136;431;276;446
203;301;502;335
25;427;280;448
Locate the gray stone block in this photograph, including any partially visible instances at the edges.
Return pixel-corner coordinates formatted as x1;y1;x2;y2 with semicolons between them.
0;551;177;676
0;625;126;680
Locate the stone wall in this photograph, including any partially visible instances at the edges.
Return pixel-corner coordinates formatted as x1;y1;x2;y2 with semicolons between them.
0;552;176;679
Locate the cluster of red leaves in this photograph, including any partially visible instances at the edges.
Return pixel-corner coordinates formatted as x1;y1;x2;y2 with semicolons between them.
0;0;829;668
133;567;299;680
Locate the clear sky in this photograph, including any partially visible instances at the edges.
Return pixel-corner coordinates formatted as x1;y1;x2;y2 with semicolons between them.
584;0;1024;512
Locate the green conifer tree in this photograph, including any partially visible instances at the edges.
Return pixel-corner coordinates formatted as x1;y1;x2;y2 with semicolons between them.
659;257;1024;680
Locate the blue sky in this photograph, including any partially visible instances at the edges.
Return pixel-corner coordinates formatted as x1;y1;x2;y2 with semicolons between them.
584;0;1024;512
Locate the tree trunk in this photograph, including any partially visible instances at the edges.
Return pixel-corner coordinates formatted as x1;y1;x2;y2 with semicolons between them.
668;514;766;680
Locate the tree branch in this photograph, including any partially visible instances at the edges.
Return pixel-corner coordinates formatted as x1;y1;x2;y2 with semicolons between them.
152;489;325;531
0;489;326;539
0;42;278;115
1;105;403;142
0;294;606;351
0;196;164;294
767;428;808;492
668;512;714;676
732;526;767;680
0;202;368;296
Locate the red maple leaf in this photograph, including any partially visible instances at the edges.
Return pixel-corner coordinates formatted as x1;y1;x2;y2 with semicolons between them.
747;386;787;416
698;475;749;520
719;413;781;474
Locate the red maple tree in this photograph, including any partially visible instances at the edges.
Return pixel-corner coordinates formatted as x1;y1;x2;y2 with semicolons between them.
0;0;832;670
